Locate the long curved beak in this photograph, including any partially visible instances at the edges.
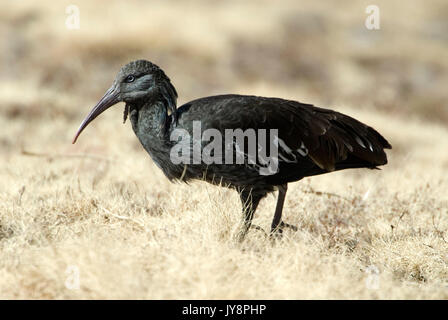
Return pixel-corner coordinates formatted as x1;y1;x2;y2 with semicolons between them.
72;85;119;144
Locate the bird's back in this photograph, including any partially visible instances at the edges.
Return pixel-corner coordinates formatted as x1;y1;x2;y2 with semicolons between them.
168;94;391;189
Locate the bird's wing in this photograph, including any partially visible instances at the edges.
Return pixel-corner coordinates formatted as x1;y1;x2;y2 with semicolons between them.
177;94;391;172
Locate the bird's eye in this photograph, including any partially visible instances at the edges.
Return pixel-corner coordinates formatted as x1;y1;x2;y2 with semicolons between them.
125;75;135;83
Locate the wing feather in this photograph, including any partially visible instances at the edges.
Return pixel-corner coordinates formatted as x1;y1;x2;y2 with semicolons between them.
176;94;391;174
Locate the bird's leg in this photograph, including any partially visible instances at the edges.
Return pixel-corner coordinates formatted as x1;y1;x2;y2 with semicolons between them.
270;184;287;236
270;184;298;237
237;190;263;242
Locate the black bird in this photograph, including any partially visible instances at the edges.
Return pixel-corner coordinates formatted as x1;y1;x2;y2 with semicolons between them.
73;60;391;241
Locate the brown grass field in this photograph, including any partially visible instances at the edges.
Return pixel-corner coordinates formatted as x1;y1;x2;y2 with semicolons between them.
1;0;448;299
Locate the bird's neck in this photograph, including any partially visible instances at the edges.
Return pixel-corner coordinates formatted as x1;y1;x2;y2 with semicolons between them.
129;98;171;143
128;97;179;174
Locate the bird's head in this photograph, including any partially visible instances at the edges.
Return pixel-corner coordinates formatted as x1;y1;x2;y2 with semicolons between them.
72;59;177;144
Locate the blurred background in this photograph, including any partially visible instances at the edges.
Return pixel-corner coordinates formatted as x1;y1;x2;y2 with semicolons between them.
1;0;447;157
1;0;448;299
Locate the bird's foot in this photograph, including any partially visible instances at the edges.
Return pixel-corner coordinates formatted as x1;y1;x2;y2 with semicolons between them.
250;224;268;236
269;221;298;240
237;224;268;242
269;227;284;241
280;221;298;232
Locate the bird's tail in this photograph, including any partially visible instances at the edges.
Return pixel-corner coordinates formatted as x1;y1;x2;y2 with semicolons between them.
304;106;392;172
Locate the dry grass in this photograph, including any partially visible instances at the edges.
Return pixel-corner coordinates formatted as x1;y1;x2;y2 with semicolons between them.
1;0;448;299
